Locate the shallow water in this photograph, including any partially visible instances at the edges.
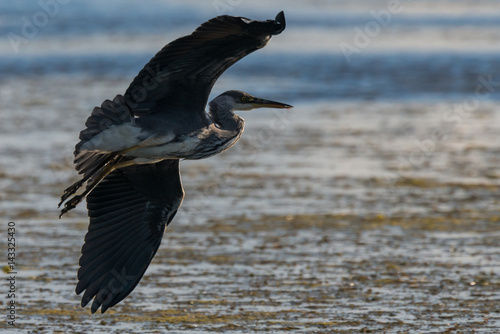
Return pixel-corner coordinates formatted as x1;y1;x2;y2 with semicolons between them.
1;0;500;333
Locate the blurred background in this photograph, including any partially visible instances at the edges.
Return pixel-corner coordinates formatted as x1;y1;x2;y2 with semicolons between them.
1;0;500;332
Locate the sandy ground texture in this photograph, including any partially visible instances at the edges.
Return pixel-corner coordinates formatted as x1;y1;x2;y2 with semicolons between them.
0;76;499;333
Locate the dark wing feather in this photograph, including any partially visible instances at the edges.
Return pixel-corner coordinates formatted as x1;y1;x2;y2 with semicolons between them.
124;11;286;117
76;160;184;314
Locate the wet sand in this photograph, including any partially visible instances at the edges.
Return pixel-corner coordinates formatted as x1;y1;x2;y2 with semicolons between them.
1;77;499;332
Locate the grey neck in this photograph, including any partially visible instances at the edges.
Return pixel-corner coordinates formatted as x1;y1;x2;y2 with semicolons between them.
208;100;244;132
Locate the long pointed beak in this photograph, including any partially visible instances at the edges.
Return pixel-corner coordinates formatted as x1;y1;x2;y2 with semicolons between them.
251;98;293;109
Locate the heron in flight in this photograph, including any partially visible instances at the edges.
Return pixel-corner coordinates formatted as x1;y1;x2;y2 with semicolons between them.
58;12;291;313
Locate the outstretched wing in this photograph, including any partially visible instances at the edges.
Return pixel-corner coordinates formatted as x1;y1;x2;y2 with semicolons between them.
124;11;286;117
75;160;184;314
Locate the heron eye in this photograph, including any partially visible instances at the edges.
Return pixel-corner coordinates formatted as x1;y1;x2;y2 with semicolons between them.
241;96;250;102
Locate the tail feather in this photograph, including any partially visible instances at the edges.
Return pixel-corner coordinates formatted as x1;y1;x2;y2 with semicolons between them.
73;94;134;178
75;94;134;152
74;152;113;178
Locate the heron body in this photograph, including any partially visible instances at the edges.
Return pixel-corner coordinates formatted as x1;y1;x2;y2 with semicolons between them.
77;92;249;162
59;12;291;314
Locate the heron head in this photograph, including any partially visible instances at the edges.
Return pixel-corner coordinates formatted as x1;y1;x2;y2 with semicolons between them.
214;90;293;111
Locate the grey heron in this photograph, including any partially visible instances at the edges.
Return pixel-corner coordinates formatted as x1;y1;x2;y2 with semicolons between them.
58;11;291;313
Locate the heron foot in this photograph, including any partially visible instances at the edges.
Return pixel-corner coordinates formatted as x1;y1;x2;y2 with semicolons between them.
58;179;86;208
59;195;83;219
